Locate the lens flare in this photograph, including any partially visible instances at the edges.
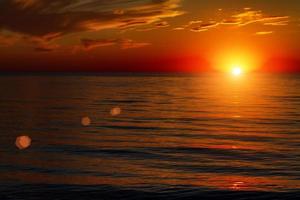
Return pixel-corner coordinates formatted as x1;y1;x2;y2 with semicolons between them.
81;116;91;126
15;136;32;150
110;107;122;116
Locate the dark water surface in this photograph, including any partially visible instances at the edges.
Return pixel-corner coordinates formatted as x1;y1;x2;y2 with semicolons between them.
0;74;299;199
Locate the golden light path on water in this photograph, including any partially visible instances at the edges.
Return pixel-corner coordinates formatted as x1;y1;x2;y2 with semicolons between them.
1;74;299;193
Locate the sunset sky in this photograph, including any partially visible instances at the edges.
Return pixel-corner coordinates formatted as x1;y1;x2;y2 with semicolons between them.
1;0;300;72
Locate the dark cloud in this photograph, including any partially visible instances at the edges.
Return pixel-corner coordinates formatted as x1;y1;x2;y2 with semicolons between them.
0;0;183;38
81;39;118;50
0;32;19;45
34;45;56;52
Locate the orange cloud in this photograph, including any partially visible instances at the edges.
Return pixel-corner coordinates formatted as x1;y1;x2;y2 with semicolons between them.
187;9;289;33
229;10;289;26
189;22;219;32
188;20;202;25
154;21;170;28
120;39;150;49
264;21;289;26
81;38;150;50
255;31;273;36
173;27;185;30
190;27;208;32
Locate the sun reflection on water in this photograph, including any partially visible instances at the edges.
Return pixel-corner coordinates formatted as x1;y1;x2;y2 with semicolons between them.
2;74;299;193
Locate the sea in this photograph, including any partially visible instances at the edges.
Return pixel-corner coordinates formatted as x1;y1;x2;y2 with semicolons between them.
0;73;299;200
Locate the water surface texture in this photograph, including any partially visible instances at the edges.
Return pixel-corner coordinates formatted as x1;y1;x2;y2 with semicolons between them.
0;74;299;199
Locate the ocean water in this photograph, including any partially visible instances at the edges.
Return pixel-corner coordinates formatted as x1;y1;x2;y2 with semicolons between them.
0;74;299;199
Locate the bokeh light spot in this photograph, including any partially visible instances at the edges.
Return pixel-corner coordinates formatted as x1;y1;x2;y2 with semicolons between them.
15;136;32;150
81;116;91;126
110;107;122;116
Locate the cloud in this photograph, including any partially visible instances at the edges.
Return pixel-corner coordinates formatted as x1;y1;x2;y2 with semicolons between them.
190;27;208;32
135;20;169;31
38;38;61;52
255;31;273;36
264;21;289;26
154;21;169;28
0;32;20;45
186;9;289;33
188;20;202;25
0;0;182;52
120;39;150;49
228;10;289;26
81;38;150;50
189;22;219;32
81;39;117;50
220;19;240;25
200;22;219;29
34;45;57;52
0;0;183;38
173;19;202;31
13;0;39;9
173;27;185;30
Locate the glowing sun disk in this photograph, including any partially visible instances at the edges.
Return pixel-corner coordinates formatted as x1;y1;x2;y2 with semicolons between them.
213;47;261;74
232;67;242;76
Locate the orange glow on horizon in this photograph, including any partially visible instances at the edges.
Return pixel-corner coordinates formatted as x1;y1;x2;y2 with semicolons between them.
211;45;262;73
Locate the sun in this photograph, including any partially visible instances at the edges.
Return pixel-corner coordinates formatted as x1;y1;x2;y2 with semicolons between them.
232;66;242;76
212;47;262;74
